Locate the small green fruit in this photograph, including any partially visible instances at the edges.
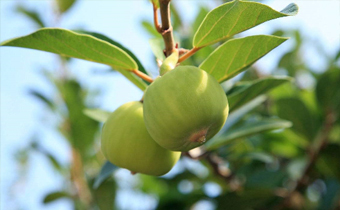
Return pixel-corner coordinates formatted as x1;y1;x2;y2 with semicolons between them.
144;66;229;152
101;101;181;176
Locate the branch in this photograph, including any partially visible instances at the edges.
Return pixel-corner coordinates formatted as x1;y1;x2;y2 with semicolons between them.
132;70;153;83
274;110;336;210
70;148;92;206
159;0;175;56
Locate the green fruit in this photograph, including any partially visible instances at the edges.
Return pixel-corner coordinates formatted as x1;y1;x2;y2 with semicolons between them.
144;66;229;152
101;101;181;176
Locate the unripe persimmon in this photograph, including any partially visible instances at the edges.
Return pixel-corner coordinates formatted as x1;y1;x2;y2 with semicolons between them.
101;101;181;176
143;66;229;152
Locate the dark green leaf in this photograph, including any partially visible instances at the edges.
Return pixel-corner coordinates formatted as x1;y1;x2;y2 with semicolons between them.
276;97;317;141
227;76;292;111
55;0;77;14
193;1;298;47
43;191;71;204
215;189;276;210
316;69;340;113
318;179;340;210
93;161;117;189
28;89;55;110
92;178;116;210
15;6;45;28
84;108;110;123
1;28;138;71
206;118;291;150
199;35;288;82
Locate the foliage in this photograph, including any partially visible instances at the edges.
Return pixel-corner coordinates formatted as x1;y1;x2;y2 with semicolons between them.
2;0;340;209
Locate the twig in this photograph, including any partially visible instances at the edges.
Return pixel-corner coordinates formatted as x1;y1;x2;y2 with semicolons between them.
274;110;336;210
70;148;92;205
132;70;154;83
178;47;200;63
159;0;175;56
152;2;162;33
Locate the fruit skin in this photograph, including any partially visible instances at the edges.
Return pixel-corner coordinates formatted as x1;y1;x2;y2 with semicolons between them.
144;66;229;152
101;101;181;176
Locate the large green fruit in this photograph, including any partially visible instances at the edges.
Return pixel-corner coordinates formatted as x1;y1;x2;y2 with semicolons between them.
144;66;229;152
101;101;181;176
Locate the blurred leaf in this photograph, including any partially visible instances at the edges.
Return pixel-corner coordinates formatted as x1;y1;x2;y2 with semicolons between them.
287;158;307;181
150;0;159;8
193;1;298;48
215;189;276;210
15;6;45;28
55;0;77;14
91;178;116;210
200;35;288;82
149;38;166;61
28;89;55;110
1;28;138;71
316;69;340;114
93;161;117;189
59;80;99;155
245;169;286;189
241;152;275;164
276;97;317;141
84;108;110;123
170;3;182;31
142;20;161;37
317;144;340;180
228;76;292;111
215;96;267;138
43;191;71;204
206;118;291;151
318;179;340;210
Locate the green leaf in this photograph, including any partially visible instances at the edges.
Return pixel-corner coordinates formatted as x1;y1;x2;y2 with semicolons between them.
77;30;148;76
193;0;298;48
206;118;292;151
43;191;71;204
227;76;292;111
28;89;55;110
318;179;340;210
15;6;45;28
142;21;161;37
92;178;116;210
93;161;117;189
55;0;77;14
199;35;288;82
150;0;159;8
149;38;166;61
276;97;317;141
316;69;340;113
1;28;138;71
83;108;110;123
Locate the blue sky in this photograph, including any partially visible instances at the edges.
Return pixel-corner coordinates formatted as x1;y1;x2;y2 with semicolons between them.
1;0;339;209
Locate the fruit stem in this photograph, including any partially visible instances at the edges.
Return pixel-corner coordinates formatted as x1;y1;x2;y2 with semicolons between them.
132;70;153;83
178;47;200;63
158;0;175;56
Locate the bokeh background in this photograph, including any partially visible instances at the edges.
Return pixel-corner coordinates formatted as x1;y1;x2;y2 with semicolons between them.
1;0;340;210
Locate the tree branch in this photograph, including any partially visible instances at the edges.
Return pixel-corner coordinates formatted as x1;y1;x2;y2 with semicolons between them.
178;47;200;63
159;0;175;56
152;2;162;33
274;110;336;210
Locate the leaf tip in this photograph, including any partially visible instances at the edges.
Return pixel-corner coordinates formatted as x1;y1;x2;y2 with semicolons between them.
281;3;299;16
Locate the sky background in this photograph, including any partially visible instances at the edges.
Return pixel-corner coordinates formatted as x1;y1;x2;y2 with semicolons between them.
1;0;340;209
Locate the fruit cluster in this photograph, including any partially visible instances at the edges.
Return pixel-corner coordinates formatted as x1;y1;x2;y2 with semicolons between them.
101;65;229;176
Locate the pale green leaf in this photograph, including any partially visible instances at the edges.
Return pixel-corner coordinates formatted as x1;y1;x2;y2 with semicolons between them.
149;38;166;61
199;35;288;82
43;191;71;204
193;0;298;47
84;108;111;123
16;6;45;28
0;28;138;71
206;118;292;150
228;76;292;111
